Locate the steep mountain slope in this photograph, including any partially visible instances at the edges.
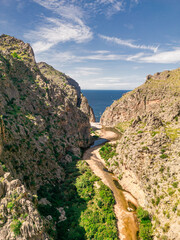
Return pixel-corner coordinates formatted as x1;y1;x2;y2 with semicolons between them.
101;69;180;127
38;62;95;122
0;34;92;239
100;69;180;240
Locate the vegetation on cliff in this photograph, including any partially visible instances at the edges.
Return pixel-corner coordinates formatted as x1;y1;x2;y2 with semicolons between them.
38;160;118;240
100;68;180;240
137;207;152;240
99;142;117;166
0;34;99;239
0;34;119;240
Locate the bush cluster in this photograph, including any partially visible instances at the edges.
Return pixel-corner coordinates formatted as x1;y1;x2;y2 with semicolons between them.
137;207;153;240
99;143;117;165
37;160;118;240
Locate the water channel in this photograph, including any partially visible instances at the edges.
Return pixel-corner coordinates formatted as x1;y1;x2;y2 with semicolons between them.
83;128;139;240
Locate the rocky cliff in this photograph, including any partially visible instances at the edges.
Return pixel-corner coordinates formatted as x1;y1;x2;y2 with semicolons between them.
79;94;96;122
38;62;95;122
101;69;180;127
100;69;180;239
0;34;93;239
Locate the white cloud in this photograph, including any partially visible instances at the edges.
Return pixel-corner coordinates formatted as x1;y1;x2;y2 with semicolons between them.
140;48;180;63
35;51;80;67
33;0;84;24
25;0;93;53
105;1;124;17
24;17;92;53
67;67;102;78
99;34;158;52
36;47;180;66
76;74;144;90
132;0;139;4
80;0;124;17
33;0;125;21
26;0;140;53
84;48;180;64
96;82;130;86
126;52;144;61
31;41;54;53
35;49;140;65
80;53;127;61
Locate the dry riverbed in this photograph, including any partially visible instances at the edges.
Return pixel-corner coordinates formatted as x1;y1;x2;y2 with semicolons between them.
83;123;139;240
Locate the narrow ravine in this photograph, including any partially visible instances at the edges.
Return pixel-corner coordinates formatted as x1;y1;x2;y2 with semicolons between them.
83;125;139;240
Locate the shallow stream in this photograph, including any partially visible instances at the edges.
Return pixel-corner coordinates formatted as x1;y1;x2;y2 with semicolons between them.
83;131;139;240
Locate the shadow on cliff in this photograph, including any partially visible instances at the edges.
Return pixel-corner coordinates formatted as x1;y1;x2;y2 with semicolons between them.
37;159;87;240
0;54;89;239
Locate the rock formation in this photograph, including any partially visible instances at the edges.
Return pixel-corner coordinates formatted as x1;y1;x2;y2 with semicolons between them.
100;69;180;240
101;69;180;127
79;94;96;122
0;34;93;239
38;62;95;122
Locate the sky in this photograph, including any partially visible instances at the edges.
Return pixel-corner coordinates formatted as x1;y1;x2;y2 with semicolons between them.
0;0;180;90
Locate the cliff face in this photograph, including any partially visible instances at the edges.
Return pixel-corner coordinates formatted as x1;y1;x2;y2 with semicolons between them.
101;69;180;127
0;34;92;239
100;69;180;240
80;94;96;122
38;62;95;122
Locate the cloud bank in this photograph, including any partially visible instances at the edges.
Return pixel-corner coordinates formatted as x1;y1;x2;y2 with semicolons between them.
99;35;158;52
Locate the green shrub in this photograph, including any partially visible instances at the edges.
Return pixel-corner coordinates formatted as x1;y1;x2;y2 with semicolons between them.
99;143;117;165
168;188;175;196
11;52;21;59
10;220;22;236
163;223;170;233
160;154;168;159
155;197;160;206
142;146;149;151
118;174;123;180
7;201;14;210
172;182;178;188
159;165;165;173
136;207;152;240
38;160;118;240
151;131;158;137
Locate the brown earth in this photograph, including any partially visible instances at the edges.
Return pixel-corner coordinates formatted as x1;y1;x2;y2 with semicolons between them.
83;127;138;240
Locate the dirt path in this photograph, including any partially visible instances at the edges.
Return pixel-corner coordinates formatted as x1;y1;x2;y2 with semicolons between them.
83;127;138;240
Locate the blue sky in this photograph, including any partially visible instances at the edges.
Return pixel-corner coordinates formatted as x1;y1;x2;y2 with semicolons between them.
1;0;180;90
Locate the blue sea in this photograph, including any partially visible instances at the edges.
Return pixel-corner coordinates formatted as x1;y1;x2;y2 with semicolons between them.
82;90;130;122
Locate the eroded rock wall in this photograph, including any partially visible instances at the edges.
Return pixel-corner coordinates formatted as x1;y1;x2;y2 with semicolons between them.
0;34;92;239
101;69;180;127
100;68;180;240
38;62;95;122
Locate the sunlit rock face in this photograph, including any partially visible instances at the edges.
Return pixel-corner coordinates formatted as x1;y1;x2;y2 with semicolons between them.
101;68;180;240
0;34;93;239
38;62;95;122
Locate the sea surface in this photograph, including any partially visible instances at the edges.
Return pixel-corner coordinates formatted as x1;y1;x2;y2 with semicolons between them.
82;90;130;122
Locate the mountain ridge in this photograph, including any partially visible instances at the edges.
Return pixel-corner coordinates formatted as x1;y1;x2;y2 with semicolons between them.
100;67;180;240
0;34;94;239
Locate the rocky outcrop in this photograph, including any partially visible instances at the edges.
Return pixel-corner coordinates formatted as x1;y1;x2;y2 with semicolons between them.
0;34;93;239
101;69;180;127
38;62;95;122
0;169;49;240
100;68;180;240
80;94;95;122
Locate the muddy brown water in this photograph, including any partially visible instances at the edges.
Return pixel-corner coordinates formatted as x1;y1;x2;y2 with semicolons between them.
83;130;139;240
